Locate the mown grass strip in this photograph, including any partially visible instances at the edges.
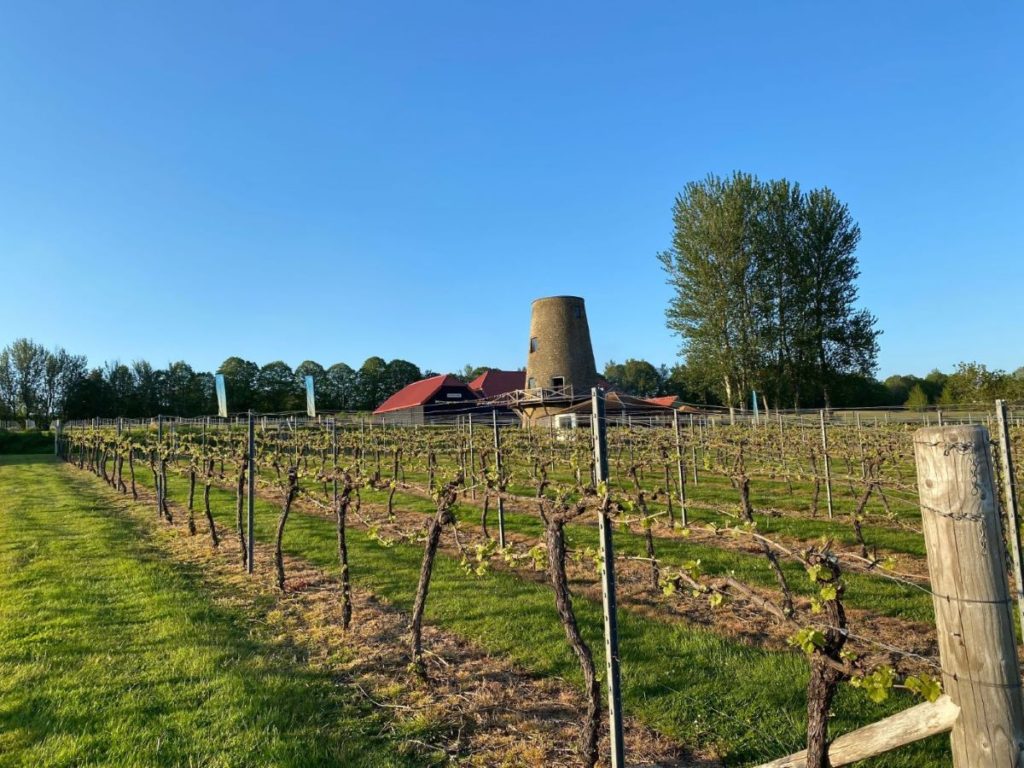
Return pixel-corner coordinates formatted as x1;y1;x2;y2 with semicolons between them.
0;455;420;768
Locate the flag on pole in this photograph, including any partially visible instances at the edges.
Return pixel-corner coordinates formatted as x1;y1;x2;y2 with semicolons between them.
305;375;316;417
215;374;228;418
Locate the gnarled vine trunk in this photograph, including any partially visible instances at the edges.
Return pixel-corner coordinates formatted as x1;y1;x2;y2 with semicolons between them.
410;475;462;676
203;459;219;547
542;508;600;768
274;467;299;591
235;456;248;570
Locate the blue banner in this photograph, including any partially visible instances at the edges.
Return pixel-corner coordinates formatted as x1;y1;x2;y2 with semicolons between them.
305;375;316;417
215;374;228;418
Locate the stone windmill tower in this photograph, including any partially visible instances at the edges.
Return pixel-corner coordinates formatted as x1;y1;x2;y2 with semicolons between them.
515;296;598;425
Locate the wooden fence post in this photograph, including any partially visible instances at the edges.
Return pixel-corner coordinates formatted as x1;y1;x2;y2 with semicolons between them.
914;425;1024;767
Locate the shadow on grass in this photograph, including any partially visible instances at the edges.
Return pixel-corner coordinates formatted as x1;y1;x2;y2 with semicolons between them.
0;464;424;768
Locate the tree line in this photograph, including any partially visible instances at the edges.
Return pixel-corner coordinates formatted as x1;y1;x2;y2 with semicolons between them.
658;171;880;412
604;357;1024;410
0;339;431;422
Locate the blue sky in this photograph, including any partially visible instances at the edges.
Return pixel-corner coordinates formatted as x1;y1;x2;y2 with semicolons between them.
1;2;1020;379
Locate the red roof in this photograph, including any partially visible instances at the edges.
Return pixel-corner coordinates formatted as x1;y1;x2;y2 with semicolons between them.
373;374;473;414
644;396;680;409
641;395;704;414
468;370;526;399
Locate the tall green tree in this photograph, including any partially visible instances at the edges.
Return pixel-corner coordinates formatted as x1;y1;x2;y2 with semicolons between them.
798;188;879;407
660;173;879;410
0;339;48;418
658;172;766;417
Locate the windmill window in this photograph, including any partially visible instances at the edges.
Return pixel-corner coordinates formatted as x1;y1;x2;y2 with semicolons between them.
530;337;539;353
551;376;565;388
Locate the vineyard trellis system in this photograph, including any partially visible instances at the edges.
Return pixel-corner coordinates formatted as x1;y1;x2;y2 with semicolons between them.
54;394;1024;768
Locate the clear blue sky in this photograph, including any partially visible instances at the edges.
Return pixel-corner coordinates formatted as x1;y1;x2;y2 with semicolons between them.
1;2;1020;379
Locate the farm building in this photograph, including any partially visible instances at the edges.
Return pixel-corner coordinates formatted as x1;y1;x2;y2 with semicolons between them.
373;374;478;425
467;369;525;399
555;391;704;427
373;370;524;425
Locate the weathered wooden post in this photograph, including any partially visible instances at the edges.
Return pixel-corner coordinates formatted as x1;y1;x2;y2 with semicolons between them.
914;425;1024;767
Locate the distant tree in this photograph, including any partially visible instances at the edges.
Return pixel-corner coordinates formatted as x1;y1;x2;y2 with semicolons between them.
0;339;48;418
355;357;389;411
161;361;211;415
131;360;162;415
827;373;891;408
883;375;915;406
385;359;422;396
42;348;86;419
604;359;663;397
295;360;326;411
924;369;949;402
325;363;357;410
659;363;720;405
906;384;929;411
217;357;260;412
257;361;300;412
103;362;136;415
938;362;1014;405
64;368;113;419
458;364;491;382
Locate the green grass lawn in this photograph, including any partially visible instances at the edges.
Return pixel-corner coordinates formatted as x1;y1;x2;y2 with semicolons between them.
0;455;421;768
141;461;949;766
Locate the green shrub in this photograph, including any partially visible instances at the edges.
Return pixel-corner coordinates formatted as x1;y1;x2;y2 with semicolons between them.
0;430;53;454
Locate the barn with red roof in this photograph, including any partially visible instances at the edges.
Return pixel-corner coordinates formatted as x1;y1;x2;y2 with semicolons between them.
373;374;480;424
